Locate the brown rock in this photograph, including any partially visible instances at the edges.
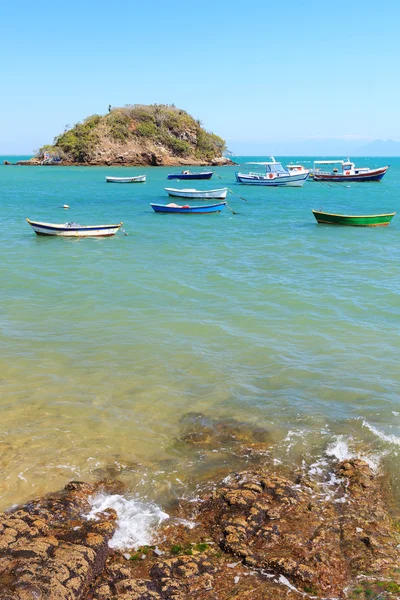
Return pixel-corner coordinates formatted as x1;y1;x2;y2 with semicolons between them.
0;481;117;600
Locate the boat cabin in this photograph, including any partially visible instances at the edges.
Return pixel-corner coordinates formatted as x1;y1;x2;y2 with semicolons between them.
287;163;310;174
313;160;358;175
246;157;288;177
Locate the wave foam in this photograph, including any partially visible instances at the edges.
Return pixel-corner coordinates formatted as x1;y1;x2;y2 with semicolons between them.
362;419;400;446
326;434;381;471
87;493;169;550
326;436;355;462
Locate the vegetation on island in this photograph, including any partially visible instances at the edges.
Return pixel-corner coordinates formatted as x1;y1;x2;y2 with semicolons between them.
37;104;226;164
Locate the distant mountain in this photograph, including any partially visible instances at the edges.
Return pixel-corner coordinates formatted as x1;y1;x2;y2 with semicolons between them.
227;138;363;156
354;139;400;156
227;137;400;157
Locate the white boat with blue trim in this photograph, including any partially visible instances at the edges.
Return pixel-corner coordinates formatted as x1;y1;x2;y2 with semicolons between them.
235;157;309;187
106;175;146;183
165;187;228;199
26;219;123;237
286;163;311;176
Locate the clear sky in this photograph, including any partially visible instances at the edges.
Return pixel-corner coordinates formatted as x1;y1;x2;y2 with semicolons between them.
1;0;399;154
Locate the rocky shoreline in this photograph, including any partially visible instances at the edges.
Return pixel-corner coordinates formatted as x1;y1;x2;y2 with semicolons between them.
1;455;399;600
4;156;236;167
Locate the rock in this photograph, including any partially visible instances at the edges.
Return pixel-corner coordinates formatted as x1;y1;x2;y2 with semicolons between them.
0;481;118;600
178;413;271;450
1;456;400;599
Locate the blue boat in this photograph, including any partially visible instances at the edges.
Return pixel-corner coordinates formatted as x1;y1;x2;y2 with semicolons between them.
150;202;226;214
167;170;213;180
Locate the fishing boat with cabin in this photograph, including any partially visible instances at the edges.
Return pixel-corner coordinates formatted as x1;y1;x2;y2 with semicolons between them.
311;159;389;182
312;210;395;227
235;157;309;187
286;163;310;176
26;219;123;237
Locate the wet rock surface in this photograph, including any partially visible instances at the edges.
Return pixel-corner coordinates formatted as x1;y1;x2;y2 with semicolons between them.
0;482;117;600
1;459;400;599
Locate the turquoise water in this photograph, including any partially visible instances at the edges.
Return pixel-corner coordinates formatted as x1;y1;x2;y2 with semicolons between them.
1;156;399;510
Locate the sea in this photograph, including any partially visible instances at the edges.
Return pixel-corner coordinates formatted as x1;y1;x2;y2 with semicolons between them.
1;155;399;544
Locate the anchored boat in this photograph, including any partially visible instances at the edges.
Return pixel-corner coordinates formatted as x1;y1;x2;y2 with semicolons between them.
286;163;311;176
106;175;146;183
312;210;395;227
165;187;228;199
167;171;213;180
235;157;309;187
311;160;389;182
26;219;123;237
150;202;226;214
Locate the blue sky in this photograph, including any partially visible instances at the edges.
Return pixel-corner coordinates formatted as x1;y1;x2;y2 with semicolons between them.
1;0;399;154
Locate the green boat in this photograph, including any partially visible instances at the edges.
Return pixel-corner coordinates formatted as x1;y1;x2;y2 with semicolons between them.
312;210;396;227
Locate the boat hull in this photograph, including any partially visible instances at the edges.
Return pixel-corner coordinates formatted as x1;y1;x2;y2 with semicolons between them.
235;172;309;187
313;166;389;182
106;176;146;183
150;202;226;214
26;219;123;237
167;172;213;180
312;210;395;227
165;187;228;199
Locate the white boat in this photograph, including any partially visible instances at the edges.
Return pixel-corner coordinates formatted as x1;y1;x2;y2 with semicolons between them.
235;157;309;187
165;187;228;199
105;175;146;183
286;163;310;176
26;219;123;237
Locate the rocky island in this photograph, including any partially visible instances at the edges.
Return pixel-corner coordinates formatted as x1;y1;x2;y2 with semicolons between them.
12;105;235;167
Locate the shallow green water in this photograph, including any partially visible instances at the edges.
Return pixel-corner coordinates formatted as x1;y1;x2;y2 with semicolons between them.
1;156;399;510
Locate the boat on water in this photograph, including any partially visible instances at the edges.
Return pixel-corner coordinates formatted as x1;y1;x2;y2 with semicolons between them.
106;175;146;183
26;219;123;237
311;160;389;182
286;163;310;176
312;210;395;227
165;187;228;199
235;157;309;187
150;202;226;214
167;170;213;180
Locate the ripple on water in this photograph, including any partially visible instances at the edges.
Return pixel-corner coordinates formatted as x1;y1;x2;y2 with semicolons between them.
0;158;400;509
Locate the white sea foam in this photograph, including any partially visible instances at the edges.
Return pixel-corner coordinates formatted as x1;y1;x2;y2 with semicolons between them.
362;419;400;446
278;574;303;594
326;436;355;462
326;434;381;472
87;493;169;550
175;518;197;529
282;429;306;452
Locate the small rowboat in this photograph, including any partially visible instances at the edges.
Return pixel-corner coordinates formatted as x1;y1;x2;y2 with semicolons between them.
165;187;228;199
312;210;396;227
106;175;146;183
167;171;213;180
26;218;123;237
150;202;226;214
